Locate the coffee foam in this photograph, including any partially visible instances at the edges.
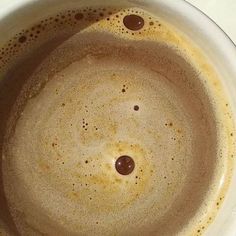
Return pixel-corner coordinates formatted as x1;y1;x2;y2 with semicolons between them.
0;6;235;236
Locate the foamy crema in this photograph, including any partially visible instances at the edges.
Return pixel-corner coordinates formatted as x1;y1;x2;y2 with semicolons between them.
0;6;235;236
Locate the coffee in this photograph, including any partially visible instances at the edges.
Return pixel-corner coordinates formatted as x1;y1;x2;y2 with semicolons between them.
0;5;235;236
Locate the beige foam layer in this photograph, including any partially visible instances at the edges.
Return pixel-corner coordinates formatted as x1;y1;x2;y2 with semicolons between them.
1;6;235;236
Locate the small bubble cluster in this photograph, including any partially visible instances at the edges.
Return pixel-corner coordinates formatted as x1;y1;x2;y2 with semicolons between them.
82;118;88;131
121;84;128;93
0;7;161;72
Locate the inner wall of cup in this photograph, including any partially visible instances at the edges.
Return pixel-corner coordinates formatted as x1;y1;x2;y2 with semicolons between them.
0;1;235;235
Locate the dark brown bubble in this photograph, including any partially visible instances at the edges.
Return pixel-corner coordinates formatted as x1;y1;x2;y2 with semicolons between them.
134;105;139;111
123;14;144;31
75;13;84;20
18;36;27;43
115;155;135;175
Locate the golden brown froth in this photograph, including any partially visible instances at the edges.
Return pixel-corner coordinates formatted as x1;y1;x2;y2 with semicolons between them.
0;6;235;236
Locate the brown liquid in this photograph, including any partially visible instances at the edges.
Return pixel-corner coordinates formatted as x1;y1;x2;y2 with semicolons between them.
115;156;135;175
74;13;84;20
123;14;145;31
0;5;234;236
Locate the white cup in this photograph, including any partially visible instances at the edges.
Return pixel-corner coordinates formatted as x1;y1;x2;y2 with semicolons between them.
0;0;236;235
